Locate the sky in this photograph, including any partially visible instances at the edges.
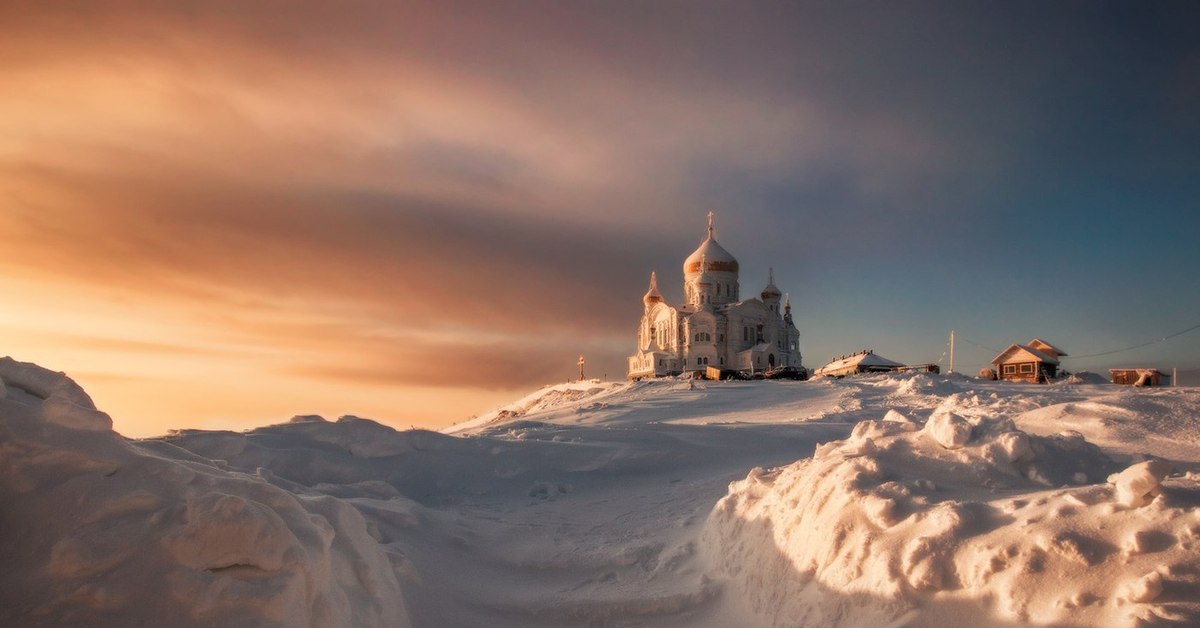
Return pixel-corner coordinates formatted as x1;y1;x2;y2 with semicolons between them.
2;1;1199;437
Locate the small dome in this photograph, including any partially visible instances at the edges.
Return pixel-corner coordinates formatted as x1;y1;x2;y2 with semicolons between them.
642;271;663;305
684;212;738;275
761;267;782;300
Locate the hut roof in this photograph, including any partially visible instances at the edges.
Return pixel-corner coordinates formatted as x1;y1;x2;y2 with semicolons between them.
991;344;1060;366
1028;338;1068;357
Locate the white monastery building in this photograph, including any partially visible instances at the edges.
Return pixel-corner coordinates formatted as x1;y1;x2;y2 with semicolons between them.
628;213;802;379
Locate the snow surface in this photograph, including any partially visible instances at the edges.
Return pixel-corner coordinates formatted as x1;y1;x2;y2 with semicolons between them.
4;360;1200;627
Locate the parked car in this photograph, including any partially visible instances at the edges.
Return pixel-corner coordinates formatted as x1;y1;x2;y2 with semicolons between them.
764;366;808;381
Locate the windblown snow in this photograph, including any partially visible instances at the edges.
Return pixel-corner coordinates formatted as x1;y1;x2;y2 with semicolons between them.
3;356;1200;627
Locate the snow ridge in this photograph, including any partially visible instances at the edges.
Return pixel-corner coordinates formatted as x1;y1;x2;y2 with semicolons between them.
0;358;409;628
703;407;1200;627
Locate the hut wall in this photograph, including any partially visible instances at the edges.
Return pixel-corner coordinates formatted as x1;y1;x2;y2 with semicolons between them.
997;361;1041;383
1111;369;1162;386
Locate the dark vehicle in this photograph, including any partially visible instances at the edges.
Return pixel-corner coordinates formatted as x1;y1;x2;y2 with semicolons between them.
764;366;808;381
709;369;752;381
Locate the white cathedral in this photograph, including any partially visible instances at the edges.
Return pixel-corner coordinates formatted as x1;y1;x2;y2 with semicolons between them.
627;213;802;379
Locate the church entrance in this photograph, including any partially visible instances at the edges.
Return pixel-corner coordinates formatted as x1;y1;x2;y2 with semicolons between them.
768;353;776;369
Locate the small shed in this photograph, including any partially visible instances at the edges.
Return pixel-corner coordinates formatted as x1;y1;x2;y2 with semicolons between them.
894;364;941;374
1110;368;1170;387
814;350;904;377
991;341;1063;383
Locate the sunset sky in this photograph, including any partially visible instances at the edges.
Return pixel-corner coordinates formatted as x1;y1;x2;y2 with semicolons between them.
3;2;1199;437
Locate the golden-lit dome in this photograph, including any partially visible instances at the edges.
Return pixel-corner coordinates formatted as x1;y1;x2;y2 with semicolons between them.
761;267;782;300
684;212;739;275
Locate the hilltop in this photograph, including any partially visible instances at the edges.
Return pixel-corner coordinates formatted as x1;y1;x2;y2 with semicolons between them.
3;357;1200;627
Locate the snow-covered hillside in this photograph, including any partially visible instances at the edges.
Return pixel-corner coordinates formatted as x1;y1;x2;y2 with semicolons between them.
3;356;1200;627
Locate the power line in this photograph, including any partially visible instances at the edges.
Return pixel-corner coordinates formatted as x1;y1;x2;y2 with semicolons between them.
956;336;1002;355
1072;320;1200;359
946;319;1200;366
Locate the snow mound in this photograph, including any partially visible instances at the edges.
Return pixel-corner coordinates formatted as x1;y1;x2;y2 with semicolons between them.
0;356;110;431
1112;460;1173;508
890;372;961;397
445;380;628;433
702;411;1200;627
0;375;410;626
924;408;972;449
1015;392;1200;461
1063;371;1110;385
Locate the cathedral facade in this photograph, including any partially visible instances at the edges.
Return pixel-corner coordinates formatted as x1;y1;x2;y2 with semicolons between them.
627;213;802;379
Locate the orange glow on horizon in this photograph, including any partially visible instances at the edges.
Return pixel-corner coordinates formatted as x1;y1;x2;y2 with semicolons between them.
0;275;532;437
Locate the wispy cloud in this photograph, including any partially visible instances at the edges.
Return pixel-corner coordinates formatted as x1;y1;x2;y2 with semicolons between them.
3;2;1197;434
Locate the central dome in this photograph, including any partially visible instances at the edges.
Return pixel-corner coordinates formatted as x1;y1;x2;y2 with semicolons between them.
684;212;738;275
684;238;739;274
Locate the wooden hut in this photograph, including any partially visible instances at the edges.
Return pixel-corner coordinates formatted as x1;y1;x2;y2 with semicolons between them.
991;340;1064;383
1110;368;1170;387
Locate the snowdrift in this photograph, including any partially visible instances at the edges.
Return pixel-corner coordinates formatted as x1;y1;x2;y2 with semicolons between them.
703;406;1200;627
445;379;628;433
0;359;410;628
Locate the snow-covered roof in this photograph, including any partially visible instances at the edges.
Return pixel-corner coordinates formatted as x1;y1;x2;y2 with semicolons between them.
1028;338;1067;357
991;344;1060;366
816;351;904;373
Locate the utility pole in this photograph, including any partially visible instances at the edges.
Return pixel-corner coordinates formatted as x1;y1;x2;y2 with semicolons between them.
949;330;955;374
1174;367;1178;387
